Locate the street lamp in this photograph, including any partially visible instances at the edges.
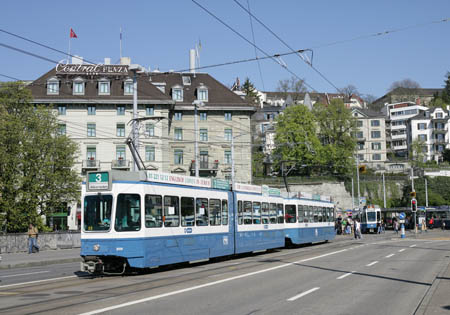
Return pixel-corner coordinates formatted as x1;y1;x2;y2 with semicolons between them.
129;64;144;171
192;100;205;177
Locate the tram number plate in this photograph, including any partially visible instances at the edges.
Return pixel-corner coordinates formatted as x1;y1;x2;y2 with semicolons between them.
184;228;193;234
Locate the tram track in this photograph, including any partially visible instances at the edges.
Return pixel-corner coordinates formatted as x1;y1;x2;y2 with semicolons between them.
0;240;356;314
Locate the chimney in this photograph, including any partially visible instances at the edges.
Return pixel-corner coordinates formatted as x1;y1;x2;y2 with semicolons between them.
189;49;196;73
104;57;111;65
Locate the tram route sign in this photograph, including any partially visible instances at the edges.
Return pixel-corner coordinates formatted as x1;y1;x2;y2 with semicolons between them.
86;171;111;191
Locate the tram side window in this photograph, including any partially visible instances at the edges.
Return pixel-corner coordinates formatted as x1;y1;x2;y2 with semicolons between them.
244;201;252;224
84;195;112;231
277;203;284;223
115;194;141;231
253;202;261;224
262;202;269;224
181;197;195;227
196;198;209;226
308;206;314;222
145;194;162;228
297;205;304;223
222;200;228;225
319;207;324;222
269;203;277;224
209;199;221;226
164;196;180;227
285;205;296;223
238;200;243;225
313;206;319;222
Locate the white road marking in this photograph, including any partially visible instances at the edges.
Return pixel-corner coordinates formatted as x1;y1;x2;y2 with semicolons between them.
78;248;350;315
287;287;320;301
409;244;416;248
366;261;378;267
399;249;406;252
0;271;49;278
0;275;77;288
385;254;395;258
337;271;355;279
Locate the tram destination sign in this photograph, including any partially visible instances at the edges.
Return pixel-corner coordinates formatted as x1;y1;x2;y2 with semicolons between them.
146;171;211;188
87;171;111;191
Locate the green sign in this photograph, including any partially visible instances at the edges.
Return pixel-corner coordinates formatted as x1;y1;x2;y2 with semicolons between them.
212;179;230;190
87;171;110;191
268;188;281;197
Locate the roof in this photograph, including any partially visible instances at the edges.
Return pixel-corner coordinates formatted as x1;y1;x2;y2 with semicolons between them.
352;107;384;118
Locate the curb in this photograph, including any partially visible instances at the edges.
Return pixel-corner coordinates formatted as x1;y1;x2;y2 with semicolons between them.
0;257;81;270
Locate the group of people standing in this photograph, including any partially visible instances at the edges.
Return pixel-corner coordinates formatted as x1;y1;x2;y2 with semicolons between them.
335;217;362;239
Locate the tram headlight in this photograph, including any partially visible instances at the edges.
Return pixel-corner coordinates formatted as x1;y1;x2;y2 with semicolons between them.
93;244;100;251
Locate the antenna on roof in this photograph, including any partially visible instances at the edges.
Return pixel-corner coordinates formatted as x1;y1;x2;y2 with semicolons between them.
119;27;123;60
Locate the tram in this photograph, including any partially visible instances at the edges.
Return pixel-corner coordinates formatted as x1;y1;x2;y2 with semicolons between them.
359;205;381;233
80;170;335;274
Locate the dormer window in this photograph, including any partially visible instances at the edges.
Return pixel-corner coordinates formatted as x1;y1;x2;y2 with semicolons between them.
47;77;59;95
197;86;208;101
182;76;191;85
172;85;183;101
73;78;85;95
124;79;133;95
152;82;166;94
98;79;110;95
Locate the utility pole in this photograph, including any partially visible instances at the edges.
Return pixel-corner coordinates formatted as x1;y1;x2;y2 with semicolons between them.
231;133;235;189
383;173;386;209
351;177;354;210
425;178;428;207
356;155;361;212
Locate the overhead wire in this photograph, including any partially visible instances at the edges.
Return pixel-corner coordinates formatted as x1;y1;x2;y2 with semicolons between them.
246;0;265;91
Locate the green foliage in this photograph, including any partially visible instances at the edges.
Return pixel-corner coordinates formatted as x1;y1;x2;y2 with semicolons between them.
409;139;426;167
0;82;80;232
443;149;450;163
242;78;260;105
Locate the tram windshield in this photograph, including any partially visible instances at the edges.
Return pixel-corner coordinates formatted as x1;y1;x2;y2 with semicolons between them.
83;195;112;231
367;211;376;222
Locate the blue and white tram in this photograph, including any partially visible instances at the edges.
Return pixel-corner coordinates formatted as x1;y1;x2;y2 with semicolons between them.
81;171;335;274
360;205;381;233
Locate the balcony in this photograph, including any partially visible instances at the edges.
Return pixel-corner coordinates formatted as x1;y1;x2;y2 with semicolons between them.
189;160;219;176
111;159;131;169
82;159;100;171
392;144;407;150
391;133;407;140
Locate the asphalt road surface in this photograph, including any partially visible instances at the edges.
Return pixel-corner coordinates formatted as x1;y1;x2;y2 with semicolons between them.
1;235;449;315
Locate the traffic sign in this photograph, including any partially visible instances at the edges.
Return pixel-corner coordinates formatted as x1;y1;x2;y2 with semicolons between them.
399;212;406;220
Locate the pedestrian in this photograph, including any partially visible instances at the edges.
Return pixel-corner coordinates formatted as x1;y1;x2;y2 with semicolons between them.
27;223;40;254
442;220;446;230
394;220;399;234
355;219;362;239
377;220;381;234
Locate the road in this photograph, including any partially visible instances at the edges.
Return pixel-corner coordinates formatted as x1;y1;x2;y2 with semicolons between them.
0;234;449;315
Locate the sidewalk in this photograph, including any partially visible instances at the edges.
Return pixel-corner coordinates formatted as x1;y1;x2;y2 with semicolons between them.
0;248;81;270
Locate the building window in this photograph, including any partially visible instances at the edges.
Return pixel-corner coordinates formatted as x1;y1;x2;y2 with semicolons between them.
371;131;381;138
224;128;232;141
372;142;381;150
418;134;427;141
47;79;59;95
436;122;445;129
436;112;443;118
146;105;154;116
182;76;191;85
117;105;125;115
357;120;363;127
58;105;66;115
172;88;183;101
88;105;96;115
87;147;96;161
438;145;444;152
73;80;84;95
372;153;381;160
418;123;427;130
197;88;208;101
356;131;364;139
437;134;444;141
174;149;183;164
200;128;208;141
224;150;232;164
357;142;364;150
199;112;207;121
174;128;183;140
124;80;133;95
225;112;232;121
87;123;96;137
358;154;364;161
174;112;182;120
99;80;110;95
58;124;66;136
116;123;125;137
200;151;208;168
145;146;155;162
116;146;126;160
145;123;154;137
370;120;380;127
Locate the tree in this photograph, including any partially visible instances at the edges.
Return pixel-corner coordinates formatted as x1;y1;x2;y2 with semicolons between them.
313;99;357;175
273;105;322;175
340;85;359;98
409;139;426;167
388;78;421;91
241;78;260;106
362;94;377;105
442;148;450;163
276;76;307;103
0;82;80;232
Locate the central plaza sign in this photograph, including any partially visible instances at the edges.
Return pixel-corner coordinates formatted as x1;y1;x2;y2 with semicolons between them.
55;63;128;75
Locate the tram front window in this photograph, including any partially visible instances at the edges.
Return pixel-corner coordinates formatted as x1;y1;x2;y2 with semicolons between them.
115;194;141;231
83;195;112;231
367;211;376;222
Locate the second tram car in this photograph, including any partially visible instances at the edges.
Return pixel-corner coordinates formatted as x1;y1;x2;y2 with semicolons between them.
360;205;381;233
80;170;335;274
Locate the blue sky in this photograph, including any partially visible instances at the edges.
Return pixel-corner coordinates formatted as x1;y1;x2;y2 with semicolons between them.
1;0;449;98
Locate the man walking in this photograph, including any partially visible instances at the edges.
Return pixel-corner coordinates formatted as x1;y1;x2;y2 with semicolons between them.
28;223;40;254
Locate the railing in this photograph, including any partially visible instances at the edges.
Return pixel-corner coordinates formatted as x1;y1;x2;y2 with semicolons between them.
82;159;99;169
190;160;219;171
112;159;130;169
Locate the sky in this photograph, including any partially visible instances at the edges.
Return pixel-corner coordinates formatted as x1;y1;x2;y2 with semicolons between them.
1;0;449;99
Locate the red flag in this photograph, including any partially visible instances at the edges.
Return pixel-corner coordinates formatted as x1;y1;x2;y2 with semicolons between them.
70;28;77;38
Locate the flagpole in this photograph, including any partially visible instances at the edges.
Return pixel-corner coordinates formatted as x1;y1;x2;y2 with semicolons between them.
68;35;71;63
120;27;123;59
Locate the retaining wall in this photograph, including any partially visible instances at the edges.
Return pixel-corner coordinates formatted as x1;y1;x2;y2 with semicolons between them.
0;232;80;254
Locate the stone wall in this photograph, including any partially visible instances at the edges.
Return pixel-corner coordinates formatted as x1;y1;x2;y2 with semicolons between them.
0;232;80;254
289;182;353;210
